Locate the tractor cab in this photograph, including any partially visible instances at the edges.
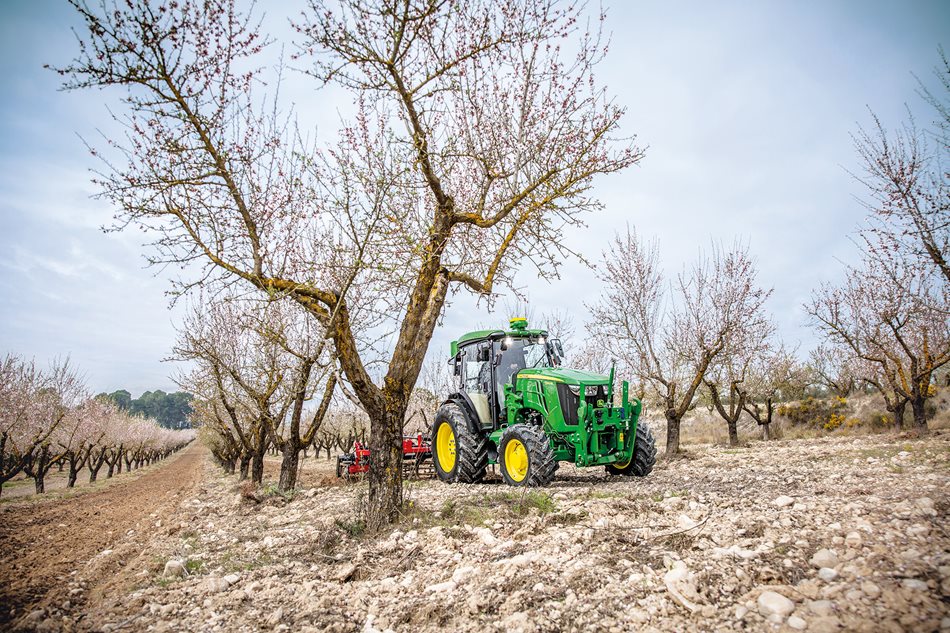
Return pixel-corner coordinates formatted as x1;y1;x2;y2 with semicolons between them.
449;318;564;430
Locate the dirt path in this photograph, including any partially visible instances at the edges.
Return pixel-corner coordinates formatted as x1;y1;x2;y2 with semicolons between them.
0;443;206;631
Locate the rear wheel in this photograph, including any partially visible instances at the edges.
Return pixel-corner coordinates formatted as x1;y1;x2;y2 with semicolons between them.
499;424;557;486
432;402;489;483
606;422;656;476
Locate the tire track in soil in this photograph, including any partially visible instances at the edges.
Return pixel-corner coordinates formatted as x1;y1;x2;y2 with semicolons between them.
0;443;205;630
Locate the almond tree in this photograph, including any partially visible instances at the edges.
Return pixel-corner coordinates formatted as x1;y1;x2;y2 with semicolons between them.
704;317;773;446
808;343;858;398
588;229;772;455
854;51;949;283
59;398;109;488
857;356;910;428
739;345;808;440
58;0;639;527
176;296;337;490
1;357;85;495
807;250;950;430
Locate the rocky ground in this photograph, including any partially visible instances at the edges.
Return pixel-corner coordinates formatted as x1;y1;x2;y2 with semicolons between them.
3;430;949;632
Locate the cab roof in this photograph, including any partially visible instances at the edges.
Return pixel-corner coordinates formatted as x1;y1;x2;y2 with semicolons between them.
450;320;547;358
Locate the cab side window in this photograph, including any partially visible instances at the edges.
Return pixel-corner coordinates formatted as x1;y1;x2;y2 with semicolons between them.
461;346;491;394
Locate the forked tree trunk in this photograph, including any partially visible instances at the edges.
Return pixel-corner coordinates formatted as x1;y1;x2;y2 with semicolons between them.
29;447;51;494
239;452;251;480
67;453;84;488
278;441;300;492
251;433;266;484
910;394;928;431
664;411;681;456
727;420;739;447
892;400;907;428
367;406;406;530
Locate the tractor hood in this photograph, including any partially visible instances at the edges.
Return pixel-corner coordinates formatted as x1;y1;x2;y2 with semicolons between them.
518;367;608;385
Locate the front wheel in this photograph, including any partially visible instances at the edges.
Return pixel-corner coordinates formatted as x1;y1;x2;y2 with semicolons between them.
499;424;557;486
432;402;489;483
606;422;657;476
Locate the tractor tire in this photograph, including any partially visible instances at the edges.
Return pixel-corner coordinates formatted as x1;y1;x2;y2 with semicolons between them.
498;424;557;487
432;402;489;484
606;422;657;477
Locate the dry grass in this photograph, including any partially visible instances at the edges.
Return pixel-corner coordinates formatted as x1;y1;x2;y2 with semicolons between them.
643;386;950;451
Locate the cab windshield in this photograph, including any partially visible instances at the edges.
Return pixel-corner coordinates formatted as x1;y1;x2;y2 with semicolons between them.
496;337;550;389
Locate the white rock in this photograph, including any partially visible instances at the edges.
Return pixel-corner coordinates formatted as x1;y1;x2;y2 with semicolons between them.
223;573;240;587
266;606;284;627
664;561;701;613
472;527;497;546
907;524;930;537
810;549;838;569
712;545;758;560
676;514;699;530
757;590;796;618
860;581;880;598
818;568;838;582
426;580;457;593
163;560;187;578
735;605;748;620
788;615;808;630
772;495;795;508
807;600;835;617
844;532;863;548
451;566;476;583
201;576;230;594
902;578;928;591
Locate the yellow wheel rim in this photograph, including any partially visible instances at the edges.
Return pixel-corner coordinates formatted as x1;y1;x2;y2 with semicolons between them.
614;456;631;469
504;438;529;483
436;422;456;473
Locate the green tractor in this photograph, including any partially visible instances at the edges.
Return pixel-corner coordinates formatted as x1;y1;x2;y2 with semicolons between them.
432;318;656;486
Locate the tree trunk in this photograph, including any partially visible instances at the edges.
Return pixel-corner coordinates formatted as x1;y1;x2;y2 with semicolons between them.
107;462;115;478
892;399;906;429
761;399;775;441
239;452;251;480
910;395;928;431
727;419;739;447
68;459;81;488
251;434;266;484
278;441;300;492
664;411;681;456
367;407;404;531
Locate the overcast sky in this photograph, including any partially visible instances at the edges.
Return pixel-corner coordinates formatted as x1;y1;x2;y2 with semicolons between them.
0;1;947;396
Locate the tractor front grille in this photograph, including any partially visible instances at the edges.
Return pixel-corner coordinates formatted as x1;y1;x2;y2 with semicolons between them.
556;383;579;426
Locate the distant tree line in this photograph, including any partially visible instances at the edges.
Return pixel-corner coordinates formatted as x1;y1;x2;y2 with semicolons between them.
95;390;193;430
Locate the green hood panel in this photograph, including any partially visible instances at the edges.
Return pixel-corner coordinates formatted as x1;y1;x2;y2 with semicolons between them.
518;367;609;385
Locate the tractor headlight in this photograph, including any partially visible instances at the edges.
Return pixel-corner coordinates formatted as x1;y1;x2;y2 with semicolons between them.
585;386;601;397
568;385;580;397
